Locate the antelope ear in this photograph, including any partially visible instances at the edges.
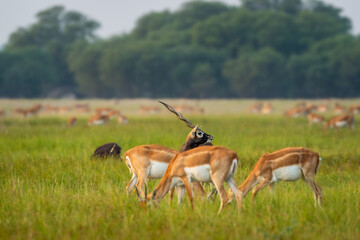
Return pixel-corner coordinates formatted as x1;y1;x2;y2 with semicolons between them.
192;129;196;137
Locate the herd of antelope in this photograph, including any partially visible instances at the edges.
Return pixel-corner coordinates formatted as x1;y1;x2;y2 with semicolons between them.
125;101;324;214
1;100;358;214
284;101;358;130
1;103;128;126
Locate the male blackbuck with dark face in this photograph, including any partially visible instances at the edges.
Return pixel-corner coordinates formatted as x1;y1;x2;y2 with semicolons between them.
136;146;242;214
125;101;213;200
234;147;322;207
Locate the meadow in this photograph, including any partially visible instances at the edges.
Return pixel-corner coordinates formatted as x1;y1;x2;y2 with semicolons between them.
0;99;359;240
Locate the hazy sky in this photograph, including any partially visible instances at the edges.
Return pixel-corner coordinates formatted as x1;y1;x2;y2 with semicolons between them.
1;0;359;47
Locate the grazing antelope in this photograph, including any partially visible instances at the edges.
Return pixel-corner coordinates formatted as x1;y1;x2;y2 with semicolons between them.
316;104;328;113
260;102;273;114
67;117;77;127
324;114;354;130
334;102;346;114
20;104;42;118
44;106;58;115
139;106;161;114
235;147;322;207
95;107;113;115
307;113;325;126
137;146;242;214
173;105;194;114
58;106;72;115
0;109;5;118
348;105;360;114
88;114;110;126
248;102;263;113
284;105;315;118
74;104;90;113
117;115;128;124
107;110;121;118
125;101;213;199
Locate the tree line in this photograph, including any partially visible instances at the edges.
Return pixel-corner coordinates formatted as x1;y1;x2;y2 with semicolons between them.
0;0;359;98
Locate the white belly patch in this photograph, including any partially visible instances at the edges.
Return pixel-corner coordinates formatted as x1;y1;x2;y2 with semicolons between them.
93;120;105;125
148;160;169;179
335;121;347;127
185;164;211;182
272;165;302;182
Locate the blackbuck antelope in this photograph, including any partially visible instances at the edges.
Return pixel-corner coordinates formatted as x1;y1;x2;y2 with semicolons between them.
125;101;213;200
316;104;328;113
137;146;241;214
348;105;360;114
67;117;77;127
324;114;354;130
260;102;273;114
139;106;161;114
248;102;263;113
334;102;346;114
307;113;325;126
235;147;322;207
88;114;110;126
117;115;128;124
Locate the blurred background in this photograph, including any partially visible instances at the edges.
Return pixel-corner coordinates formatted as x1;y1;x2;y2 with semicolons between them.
0;0;359;99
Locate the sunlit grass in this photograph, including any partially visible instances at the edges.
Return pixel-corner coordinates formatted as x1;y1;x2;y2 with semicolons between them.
0;115;359;239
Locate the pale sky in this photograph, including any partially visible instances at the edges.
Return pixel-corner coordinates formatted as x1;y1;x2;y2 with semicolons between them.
0;0;359;47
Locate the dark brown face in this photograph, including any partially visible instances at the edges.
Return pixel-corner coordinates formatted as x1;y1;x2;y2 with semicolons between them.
192;127;213;145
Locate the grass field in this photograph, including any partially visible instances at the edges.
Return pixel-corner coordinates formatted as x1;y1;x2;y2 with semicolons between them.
0;99;359;239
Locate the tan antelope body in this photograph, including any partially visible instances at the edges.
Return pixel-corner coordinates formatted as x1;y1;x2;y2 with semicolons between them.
307;113;325;126
316;104;328;113
125;126;213;199
348;105;360;114
67;117;77;126
261;102;273;114
88;114;110;126
236;147;322;207
125;145;177;193
248;102;263;113
325;114;354;129
0;109;5;118
149;146;242;214
126;101;213;200
334;102;346;114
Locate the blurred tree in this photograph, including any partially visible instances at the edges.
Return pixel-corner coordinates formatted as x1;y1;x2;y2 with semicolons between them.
6;6;100;91
223;48;287;98
134;11;173;39
0;47;56;97
1;0;358;99
173;1;231;29
254;11;300;55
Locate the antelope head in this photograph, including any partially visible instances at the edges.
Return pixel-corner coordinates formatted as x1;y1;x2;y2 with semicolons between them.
159;101;213;150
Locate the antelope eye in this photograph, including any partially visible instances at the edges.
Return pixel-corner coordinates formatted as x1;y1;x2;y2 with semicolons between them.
196;131;204;138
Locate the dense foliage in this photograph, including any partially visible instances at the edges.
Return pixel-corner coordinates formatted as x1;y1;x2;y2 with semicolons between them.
1;0;359;98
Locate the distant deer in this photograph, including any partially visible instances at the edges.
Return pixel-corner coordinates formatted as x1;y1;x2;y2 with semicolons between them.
324;114;354;130
67;117;77;127
88;114;110;126
307;113;325;126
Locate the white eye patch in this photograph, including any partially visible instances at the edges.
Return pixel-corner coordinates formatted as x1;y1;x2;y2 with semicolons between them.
196;131;204;138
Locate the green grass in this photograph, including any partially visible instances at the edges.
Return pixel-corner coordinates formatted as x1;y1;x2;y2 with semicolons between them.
0;115;359;240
